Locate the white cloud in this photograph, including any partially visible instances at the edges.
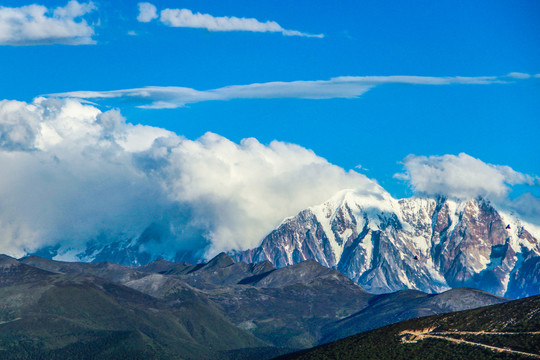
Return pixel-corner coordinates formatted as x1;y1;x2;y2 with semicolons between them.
0;1;96;46
153;133;380;256
137;2;323;38
53;0;94;18
0;100;40;150
506;72;531;79
48;74;515;109
332;75;501;85
137;2;158;23
395;153;538;200
0;98;169;257
2;99;538;259
0;98;375;259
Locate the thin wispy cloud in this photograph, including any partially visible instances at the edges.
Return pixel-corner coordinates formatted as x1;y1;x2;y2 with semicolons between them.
0;1;96;46
48;73;531;109
137;2;323;38
506;72;531;79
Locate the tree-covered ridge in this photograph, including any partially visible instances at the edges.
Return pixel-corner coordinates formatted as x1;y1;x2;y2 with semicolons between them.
277;295;540;360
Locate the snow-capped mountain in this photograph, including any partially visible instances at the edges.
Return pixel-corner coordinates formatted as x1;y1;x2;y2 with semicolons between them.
235;188;540;298
32;183;539;299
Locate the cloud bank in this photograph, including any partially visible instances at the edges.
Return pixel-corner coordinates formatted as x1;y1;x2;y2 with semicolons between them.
395;153;538;200
395;153;540;222
137;2;323;38
0;98;374;260
48;73;524;109
0;1;96;46
1;99;538;260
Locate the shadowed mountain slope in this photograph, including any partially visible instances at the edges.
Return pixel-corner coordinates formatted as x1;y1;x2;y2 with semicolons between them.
10;254;510;352
125;253;507;349
0;255;266;360
320;287;508;343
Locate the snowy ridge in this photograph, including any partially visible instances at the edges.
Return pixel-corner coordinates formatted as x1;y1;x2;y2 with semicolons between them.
309;187;400;264
236;190;540;298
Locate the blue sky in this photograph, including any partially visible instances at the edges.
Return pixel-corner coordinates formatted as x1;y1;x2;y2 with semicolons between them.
0;0;539;199
0;0;539;258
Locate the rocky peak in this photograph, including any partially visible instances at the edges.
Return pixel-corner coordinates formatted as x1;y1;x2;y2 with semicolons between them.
138;258;179;274
203;252;235;270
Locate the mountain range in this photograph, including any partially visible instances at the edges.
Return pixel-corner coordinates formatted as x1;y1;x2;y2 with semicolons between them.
0;252;510;358
235;190;540;298
28;189;540;301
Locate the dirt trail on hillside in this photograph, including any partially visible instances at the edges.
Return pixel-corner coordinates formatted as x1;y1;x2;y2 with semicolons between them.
400;329;540;358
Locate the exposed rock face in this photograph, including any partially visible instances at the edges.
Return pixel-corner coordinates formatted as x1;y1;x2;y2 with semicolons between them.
235;190;540;298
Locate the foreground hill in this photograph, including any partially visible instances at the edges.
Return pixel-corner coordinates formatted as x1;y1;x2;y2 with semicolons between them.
277;294;540;360
0;255;269;360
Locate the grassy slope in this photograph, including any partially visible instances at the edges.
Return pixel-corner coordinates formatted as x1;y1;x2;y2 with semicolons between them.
0;261;266;360
15;255;510;351
276;295;540;360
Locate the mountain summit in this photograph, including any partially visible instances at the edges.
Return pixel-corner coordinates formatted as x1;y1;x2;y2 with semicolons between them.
235;189;540;298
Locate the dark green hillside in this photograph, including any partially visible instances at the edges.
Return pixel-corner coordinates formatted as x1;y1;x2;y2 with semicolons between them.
277;295;540;360
18;254;509;350
0;255;266;360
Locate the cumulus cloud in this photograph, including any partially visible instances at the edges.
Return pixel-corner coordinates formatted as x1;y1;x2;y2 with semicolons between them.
2;99;538;259
0;98;375;259
395;153;539;200
0;1;96;46
137;2;158;23
0;100;40;150
48;74;519;109
137;2;323;38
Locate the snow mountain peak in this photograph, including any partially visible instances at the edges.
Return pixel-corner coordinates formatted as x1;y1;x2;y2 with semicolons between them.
236;191;540;298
